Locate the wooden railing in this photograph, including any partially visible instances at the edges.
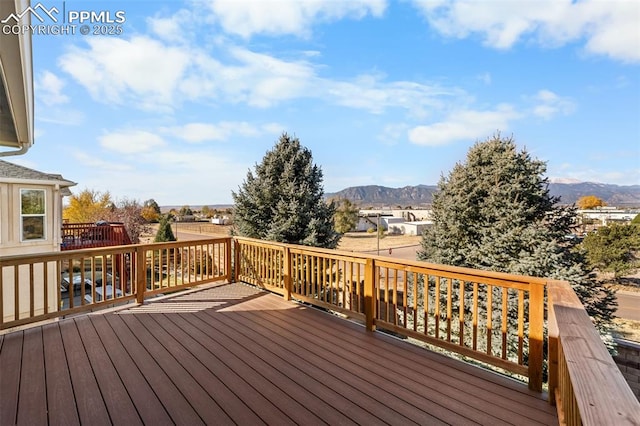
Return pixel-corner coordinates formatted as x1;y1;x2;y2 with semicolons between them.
234;236;545;390
61;222;132;250
0;238;231;329
547;280;640;425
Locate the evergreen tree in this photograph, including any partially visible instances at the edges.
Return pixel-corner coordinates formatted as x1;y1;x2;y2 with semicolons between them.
232;133;340;248
418;134;616;336
582;223;640;279
154;215;176;243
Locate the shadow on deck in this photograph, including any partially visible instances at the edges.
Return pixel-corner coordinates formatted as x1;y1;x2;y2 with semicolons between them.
0;282;556;425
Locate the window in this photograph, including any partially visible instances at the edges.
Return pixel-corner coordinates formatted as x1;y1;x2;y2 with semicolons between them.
21;189;46;240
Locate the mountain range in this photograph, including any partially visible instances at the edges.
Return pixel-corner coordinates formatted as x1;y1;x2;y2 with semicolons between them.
326;182;640;207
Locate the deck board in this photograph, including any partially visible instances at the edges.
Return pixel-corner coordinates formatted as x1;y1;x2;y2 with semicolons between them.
18;327;47;425
42;323;80;426
104;314;206;426
0;331;22;426
0;282;558;425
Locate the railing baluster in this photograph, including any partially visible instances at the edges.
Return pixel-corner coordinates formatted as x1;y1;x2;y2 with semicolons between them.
472;282;478;351
434;275;440;339
459;280;465;346
518;289;524;365
486;284;492;356
502;287;508;360
446;277;452;342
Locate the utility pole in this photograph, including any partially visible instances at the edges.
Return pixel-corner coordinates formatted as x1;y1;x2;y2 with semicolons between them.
377;213;380;255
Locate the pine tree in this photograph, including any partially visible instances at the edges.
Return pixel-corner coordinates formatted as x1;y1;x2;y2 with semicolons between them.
418;134;616;339
154;215;176;243
232;133;340;248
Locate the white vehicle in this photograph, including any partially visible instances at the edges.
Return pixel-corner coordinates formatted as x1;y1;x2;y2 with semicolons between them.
84;285;123;303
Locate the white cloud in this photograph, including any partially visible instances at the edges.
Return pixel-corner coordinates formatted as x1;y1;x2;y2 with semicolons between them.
35;71;69;106
204;0;387;38
60;33;462;116
99;130;167;154
324;75;459;116
147;9;195;43
59;36;191;109
412;0;640;63
408;104;521;146
531;89;575;119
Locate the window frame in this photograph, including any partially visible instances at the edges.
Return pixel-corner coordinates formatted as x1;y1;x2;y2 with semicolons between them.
20;188;47;242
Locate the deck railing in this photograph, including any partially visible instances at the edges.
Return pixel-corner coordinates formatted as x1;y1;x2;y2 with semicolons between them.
0;238;230;329
61;222;133;250
547;280;640;425
2;236;638;425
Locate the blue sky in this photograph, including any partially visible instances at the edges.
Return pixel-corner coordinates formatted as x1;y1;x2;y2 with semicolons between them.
10;0;640;205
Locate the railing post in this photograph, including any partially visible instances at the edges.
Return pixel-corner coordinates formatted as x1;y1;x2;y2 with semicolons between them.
283;246;292;301
528;281;544;392
547;283;559;405
135;245;146;304
225;237;232;283
233;238;240;283
364;258;376;332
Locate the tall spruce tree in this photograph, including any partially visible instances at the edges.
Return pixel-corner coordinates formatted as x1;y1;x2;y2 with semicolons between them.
232;133;340;248
418;134;616;336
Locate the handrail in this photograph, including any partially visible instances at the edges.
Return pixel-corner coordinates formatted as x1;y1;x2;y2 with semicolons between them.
0;237;231;330
61;222;132;250
547;280;640;425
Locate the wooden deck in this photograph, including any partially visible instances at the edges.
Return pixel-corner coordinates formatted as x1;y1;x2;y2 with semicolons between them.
0;282;558;425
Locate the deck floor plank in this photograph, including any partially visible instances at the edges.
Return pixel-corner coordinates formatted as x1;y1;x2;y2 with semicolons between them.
1;282;559;426
58;318;112;426
88;314;175;425
134;312;267;426
0;331;23;426
114;313;234;426
41;323;81;426
185;309;361;425
17;327;47;425
166;311;325;426
74;316;143;425
145;311;293;426
103;314;206;426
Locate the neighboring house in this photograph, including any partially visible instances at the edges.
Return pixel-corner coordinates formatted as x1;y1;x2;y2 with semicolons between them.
0;0;34;156
0;159;76;257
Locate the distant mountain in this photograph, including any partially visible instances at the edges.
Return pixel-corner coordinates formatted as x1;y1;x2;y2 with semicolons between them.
327;182;640;207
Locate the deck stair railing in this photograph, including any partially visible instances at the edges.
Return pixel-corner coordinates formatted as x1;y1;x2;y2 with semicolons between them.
2;236;639;425
61;222;133;250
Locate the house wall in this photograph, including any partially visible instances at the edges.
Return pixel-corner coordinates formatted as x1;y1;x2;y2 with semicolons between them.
1;182;63;321
0;182;62;256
